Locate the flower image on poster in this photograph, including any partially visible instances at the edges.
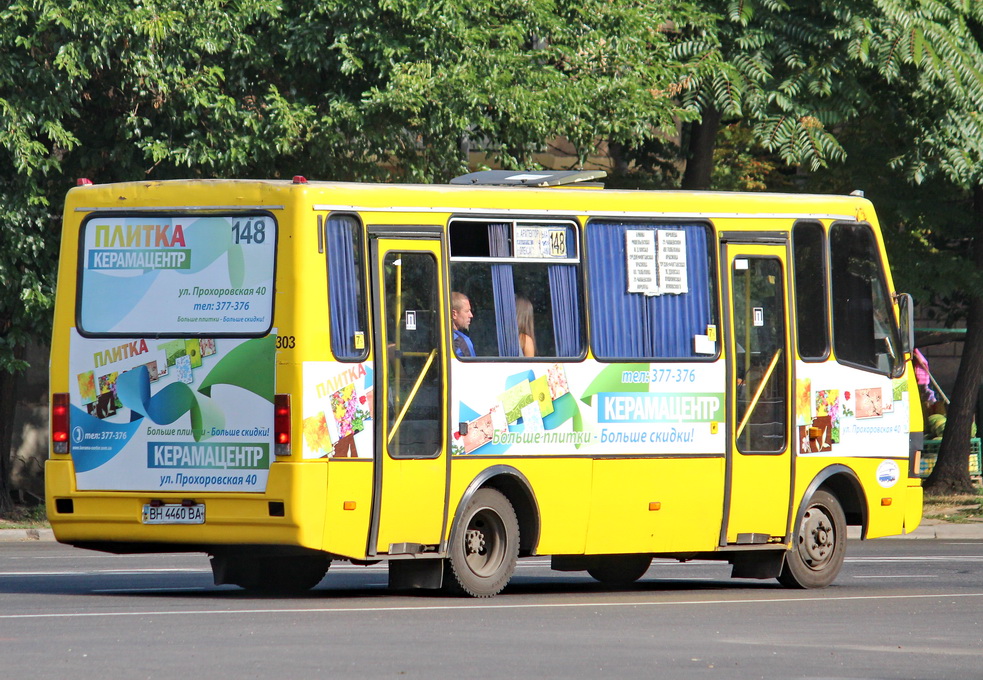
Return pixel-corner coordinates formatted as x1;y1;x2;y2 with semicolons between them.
463;413;495;453
498;380;534;424
815;390;841;443
795;378;812;426
546;363;569;400
330;384;369;438
98;372;120;401
855;387;884;418
199;338;217;357
302;412;332;457
78;371;97;404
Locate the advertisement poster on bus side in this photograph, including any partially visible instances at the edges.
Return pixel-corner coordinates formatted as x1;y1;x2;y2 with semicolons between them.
300;361;375;459
794;361;910;461
68;331;275;492
451;361;727;456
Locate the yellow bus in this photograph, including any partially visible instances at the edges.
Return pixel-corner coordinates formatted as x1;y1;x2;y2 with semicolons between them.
46;171;923;596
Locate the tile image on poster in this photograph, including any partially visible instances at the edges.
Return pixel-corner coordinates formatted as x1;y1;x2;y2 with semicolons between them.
158;339;186;367
489;403;508;432
463;413;496;453
815;389;841;444
795;378;812;425
143;360;161;383
86;391;119;419
88;371;121;420
333;433;358;458
798;416;833;453
530;375;555;417
199;338;217;358
498;380;534;424
855;387;884;418
185;339;203;368
546;363;569;400
77;371;97;404
521;401;545;432
329;384;369;439
302;412;332;458
175;354;193;384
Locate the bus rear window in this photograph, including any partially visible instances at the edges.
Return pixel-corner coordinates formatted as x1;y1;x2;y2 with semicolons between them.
77;212;276;337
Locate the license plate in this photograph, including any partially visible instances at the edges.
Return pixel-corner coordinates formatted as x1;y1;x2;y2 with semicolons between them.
142;504;205;524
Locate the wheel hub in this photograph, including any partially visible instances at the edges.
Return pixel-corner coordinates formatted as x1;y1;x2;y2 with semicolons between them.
800;507;834;568
466;528;485;555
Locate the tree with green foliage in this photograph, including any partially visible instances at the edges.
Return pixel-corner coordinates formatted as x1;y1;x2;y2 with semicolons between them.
0;0;716;510
878;2;983;495
656;0;983;493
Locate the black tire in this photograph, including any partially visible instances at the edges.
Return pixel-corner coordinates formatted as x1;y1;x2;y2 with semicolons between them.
778;489;846;589
444;488;519;597
587;554;652;586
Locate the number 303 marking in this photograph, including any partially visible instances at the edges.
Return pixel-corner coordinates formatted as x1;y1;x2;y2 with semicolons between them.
276;335;296;349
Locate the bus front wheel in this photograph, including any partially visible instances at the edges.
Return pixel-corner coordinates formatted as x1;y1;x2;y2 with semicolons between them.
444;488;519;597
778;490;846;589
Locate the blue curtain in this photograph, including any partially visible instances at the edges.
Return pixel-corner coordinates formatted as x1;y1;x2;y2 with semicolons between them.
488;223;520;357
586;221;712;358
326;215;364;359
548;263;580;356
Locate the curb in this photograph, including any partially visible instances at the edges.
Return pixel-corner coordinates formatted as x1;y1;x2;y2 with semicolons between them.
0;528;55;542
848;521;983;540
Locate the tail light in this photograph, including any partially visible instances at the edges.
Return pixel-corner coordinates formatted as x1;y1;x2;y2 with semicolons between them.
52;393;70;454
274;394;290;457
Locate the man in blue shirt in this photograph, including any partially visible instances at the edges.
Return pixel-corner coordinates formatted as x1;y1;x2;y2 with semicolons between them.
451;291;475;357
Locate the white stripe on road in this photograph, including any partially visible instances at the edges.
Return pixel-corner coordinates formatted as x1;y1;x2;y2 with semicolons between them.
1;592;981;620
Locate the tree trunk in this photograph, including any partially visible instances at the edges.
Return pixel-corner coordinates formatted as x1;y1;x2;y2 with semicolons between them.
681;106;722;190
0;356;23;514
924;185;983;494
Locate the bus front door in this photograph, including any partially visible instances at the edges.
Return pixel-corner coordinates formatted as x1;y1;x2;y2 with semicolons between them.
722;242;794;545
368;234;449;557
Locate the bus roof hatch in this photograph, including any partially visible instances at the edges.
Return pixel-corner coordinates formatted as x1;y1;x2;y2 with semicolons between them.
450;170;606;187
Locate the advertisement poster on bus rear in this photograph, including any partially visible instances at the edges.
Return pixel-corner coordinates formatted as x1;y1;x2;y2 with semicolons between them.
68;213;277;492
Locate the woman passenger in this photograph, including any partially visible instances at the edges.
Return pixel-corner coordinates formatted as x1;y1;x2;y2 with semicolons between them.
516;296;536;357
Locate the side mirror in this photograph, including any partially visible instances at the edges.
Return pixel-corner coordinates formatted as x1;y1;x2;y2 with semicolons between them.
895;293;914;355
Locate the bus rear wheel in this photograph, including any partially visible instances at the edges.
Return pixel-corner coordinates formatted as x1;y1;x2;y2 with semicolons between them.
587;554;653;586
444;488;519;597
778;490;846;589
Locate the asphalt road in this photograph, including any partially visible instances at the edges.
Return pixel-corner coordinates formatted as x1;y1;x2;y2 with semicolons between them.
1;538;981;679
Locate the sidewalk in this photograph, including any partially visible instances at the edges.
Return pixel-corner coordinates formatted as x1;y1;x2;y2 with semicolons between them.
850;517;983;540
3;520;982;543
0;528;54;542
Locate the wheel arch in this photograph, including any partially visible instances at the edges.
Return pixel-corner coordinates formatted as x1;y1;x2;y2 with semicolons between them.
795;464;867;539
451;465;540;557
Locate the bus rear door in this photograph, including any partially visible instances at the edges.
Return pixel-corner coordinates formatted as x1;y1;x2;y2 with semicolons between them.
368;229;449;557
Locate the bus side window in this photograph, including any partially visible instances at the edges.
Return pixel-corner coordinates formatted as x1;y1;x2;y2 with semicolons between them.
325;214;369;361
448;220;583;359
829;222;903;377
792;221;830;360
586;221;717;360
